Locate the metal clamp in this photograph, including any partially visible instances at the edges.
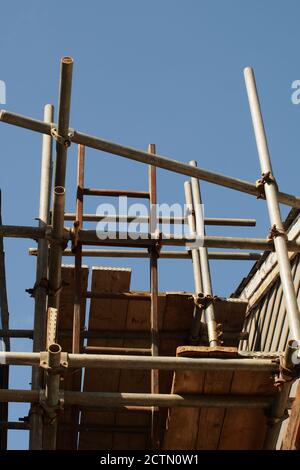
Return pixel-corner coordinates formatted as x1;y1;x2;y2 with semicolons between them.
40;351;69;372
256;171;277;199
71;220;80;252
268;224;288;241
274;353;300;389
148;231;162;259
25;277;49;298
50;125;74;148
192;293;220;310
39;390;65;423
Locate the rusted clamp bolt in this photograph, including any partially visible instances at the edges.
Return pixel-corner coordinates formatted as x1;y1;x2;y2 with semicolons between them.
255;171;277;199
50;125;74;148
268;224;287;241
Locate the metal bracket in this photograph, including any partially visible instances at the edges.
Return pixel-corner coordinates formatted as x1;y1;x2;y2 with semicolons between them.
40;351;69;372
25;277;49;298
50;125;74;148
192;293;221;310
274;353;300;389
268;224;288;241
71;220;80;252
46;307;58;349
39;389;65;423
255;171;277;199
148;231;162;259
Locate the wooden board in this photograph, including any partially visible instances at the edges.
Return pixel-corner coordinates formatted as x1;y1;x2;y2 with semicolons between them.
77;280;247;450
56;265;89;450
163;346;278;450
282;380;300;450
79;266;136;450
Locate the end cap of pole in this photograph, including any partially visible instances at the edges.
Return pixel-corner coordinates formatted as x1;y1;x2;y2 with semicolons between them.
62;56;73;65
244;66;254;78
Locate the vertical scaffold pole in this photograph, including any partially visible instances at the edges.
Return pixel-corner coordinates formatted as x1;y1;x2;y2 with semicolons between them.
72;145;85;354
148;144;160;448
189;160;219;346
29;103;54;450
44;56;73;450
184;181;203;341
244;67;300;345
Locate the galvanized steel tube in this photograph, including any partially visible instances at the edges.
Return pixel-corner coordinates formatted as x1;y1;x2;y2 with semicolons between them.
0;389;273;409
0;351;280;372
47;186;65;309
244;67;300;343
28;247;262;260
189;162;219;346
1;109;300;208
30;103;54;450
64;213;257;226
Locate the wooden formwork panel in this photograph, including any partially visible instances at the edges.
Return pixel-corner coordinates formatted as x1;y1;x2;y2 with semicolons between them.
77;267;247;450
79;266;136;450
163;346;278;450
56;265;89;450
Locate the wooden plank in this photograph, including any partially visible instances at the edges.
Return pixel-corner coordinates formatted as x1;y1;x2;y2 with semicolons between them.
218;369;277;449
282;380;300;450
77;286;247;450
163;346;277;450
56;265;89;450
163;347;237;450
79;266;132;450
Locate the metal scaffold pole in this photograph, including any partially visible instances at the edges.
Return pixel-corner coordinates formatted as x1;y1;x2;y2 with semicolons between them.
43;56;73;450
184;181;203;340
189;161;219;346
1;56;300;451
1;109;300;208
29;104;54;450
244;66;300;346
148;144;160;449
72;145;85;354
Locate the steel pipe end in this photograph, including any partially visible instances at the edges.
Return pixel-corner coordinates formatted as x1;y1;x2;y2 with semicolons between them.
44;103;54;113
48;343;62;369
244;66;254;78
62;56;73;65
48;343;62;355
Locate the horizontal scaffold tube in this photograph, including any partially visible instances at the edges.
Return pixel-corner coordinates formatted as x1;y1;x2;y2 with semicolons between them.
0;389;273;408
0;351;280;372
2;225;300;253
0;109;300;208
0;225;46;239
76;230;300;252
0;329;249;341
64;213;257;227
28;247;262;260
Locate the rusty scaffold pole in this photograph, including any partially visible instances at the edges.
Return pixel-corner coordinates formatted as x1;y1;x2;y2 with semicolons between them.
43;56;73;451
72;145;85;354
148;144;160;448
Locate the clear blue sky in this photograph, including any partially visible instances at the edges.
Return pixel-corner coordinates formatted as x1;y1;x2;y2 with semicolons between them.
1;0;299;449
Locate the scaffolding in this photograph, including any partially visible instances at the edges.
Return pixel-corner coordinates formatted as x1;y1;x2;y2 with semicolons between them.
0;57;300;450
